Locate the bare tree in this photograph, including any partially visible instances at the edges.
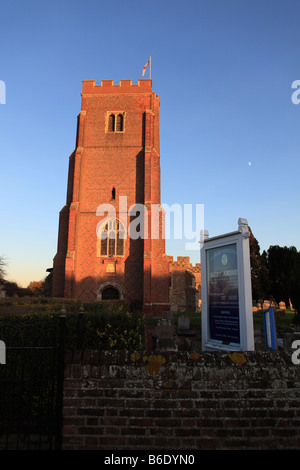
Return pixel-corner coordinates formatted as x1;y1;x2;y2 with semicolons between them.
0;256;7;281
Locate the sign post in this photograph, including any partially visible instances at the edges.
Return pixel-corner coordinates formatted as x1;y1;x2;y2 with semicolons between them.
201;218;255;351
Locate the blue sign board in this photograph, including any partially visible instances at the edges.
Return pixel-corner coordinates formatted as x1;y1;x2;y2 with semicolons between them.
263;307;277;350
206;243;240;344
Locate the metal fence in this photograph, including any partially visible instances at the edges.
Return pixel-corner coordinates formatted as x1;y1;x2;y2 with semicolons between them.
0;316;66;450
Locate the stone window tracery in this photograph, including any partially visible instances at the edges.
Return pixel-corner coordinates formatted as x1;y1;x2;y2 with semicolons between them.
97;218;125;257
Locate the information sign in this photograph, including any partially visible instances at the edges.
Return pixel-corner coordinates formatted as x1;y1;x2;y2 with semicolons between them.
207;243;240;344
201;218;255;351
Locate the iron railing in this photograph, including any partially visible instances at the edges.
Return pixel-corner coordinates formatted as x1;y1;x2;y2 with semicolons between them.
0;315;66;450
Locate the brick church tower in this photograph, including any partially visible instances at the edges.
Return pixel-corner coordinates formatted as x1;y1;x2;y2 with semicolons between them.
51;79;170;315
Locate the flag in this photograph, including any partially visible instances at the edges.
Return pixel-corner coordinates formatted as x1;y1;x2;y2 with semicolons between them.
142;59;150;77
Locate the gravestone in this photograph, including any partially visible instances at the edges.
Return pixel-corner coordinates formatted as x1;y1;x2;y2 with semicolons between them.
178;315;190;331
177;315;196;336
152;318;178;351
289;298;295;311
164;311;174;324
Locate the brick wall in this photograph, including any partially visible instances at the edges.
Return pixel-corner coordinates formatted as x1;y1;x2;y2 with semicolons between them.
62;349;300;450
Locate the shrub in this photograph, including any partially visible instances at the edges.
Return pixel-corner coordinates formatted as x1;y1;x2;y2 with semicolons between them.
0;300;146;351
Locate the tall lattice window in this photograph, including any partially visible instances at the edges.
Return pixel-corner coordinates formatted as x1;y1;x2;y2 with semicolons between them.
97;218;125;257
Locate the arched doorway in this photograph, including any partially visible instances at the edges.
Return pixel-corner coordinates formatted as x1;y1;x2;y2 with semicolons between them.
96;282;124;301
102;286;120;300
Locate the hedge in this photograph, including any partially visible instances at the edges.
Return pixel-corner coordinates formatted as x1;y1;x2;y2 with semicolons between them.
0;299;146;351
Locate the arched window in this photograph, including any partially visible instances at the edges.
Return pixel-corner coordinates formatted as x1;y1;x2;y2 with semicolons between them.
116;113;123;132
97;218;125;257
106;112;125;133
108;114;115;132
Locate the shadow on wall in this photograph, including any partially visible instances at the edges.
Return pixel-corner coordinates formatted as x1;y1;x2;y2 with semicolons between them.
54;271;170;317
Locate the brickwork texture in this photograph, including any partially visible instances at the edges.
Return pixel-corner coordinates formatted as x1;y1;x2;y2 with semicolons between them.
51;79;170;313
62;350;300;450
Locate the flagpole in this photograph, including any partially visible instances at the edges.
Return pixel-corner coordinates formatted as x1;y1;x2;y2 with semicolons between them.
150;56;151;80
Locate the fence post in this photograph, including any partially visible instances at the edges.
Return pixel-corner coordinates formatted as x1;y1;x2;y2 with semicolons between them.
55;314;66;450
77;303;85;350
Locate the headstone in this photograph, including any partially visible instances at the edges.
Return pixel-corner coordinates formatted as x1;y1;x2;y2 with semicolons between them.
152;319;178;351
164;311;174;324
289;298;295;311
177;315;196;336
279;301;286;310
178;315;190;331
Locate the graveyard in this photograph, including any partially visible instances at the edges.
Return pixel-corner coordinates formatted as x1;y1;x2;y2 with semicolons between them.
0;295;298;353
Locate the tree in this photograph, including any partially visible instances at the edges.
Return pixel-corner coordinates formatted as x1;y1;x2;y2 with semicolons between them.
27;281;45;296
248;227;270;302
260;249;271;300
0;256;7;282
1;280;20;297
266;245;300;312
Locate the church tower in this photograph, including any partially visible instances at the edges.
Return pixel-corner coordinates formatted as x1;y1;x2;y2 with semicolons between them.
51;79;170;315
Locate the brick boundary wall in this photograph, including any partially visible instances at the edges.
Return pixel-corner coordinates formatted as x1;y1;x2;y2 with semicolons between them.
62;349;300;450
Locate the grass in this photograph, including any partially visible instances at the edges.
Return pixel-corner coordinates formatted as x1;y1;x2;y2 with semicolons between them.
147;309;298;331
173;311;201;326
253;308;296;326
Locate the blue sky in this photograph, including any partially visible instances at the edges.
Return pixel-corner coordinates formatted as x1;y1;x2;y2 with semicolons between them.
1;0;300;287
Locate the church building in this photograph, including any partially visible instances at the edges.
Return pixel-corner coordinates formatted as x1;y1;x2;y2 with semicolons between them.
51;79;171;315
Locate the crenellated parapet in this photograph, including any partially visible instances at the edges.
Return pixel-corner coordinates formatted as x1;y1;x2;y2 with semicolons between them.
167;255;201;273
82;79;153;94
